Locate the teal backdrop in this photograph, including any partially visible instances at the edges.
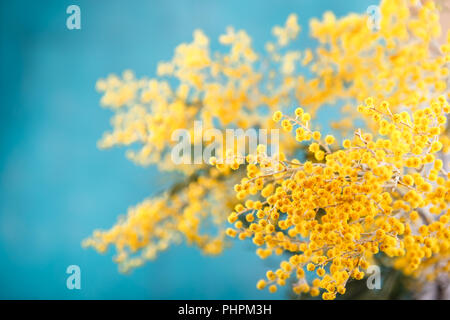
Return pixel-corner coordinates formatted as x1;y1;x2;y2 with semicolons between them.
0;0;374;299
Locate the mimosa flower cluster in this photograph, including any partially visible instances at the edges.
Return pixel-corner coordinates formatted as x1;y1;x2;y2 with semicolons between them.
216;96;449;299
85;0;450;298
82;168;242;272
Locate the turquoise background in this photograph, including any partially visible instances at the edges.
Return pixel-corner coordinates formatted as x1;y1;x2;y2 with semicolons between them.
0;0;374;299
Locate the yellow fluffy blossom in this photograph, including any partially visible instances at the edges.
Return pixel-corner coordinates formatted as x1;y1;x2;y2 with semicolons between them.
86;0;450;299
232;97;449;299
